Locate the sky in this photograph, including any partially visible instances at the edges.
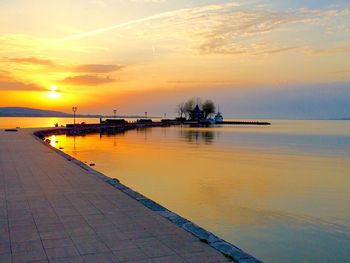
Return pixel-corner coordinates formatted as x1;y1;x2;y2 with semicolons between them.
0;0;349;118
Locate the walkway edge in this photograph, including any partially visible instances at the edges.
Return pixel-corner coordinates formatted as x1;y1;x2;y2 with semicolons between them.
33;129;263;263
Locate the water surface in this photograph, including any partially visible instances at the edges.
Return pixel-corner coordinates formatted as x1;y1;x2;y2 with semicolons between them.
44;120;350;262
0;117;100;128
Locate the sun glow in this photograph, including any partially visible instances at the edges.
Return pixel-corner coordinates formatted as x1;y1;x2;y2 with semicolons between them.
48;85;61;99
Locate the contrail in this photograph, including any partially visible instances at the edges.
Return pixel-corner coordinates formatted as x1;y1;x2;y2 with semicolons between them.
51;7;190;43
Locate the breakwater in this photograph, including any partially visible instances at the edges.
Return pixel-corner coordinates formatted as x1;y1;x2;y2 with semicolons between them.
216;121;271;125
34;120;271;139
34;121;179;139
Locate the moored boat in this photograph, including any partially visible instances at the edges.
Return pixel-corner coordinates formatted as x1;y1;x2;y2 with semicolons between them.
215;111;223;123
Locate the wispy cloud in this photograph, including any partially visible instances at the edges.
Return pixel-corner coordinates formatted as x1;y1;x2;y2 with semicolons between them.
0;73;45;91
334;69;350;74
74;64;124;73
168;80;231;84
306;43;350;56
159;5;350;55
52;2;350;56
2;57;126;75
3;56;55;66
51;7;192;43
62;75;116;86
0;80;45;91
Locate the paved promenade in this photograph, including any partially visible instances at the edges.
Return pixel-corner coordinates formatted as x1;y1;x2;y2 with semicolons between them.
0;129;231;263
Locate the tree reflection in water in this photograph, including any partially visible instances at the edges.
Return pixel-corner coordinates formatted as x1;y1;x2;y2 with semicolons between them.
179;128;215;144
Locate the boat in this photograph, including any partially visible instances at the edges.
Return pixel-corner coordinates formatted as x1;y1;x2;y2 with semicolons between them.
215;110;223;123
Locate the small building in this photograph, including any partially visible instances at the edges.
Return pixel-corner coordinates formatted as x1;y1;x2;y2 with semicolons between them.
190;105;204;122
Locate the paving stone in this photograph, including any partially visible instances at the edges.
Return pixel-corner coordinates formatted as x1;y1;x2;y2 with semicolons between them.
67;227;96;238
12;249;47;263
132;238;175;258
10;230;41;243
40;230;70;240
0;242;11;255
45;246;79;261
73;239;110;255
50;256;84;263
97;230;128;243
11;240;44;253
82;252;119;263
37;223;65;233
112;248;147;262
152;255;186;263
42;237;75;249
105;240;138;252
0;253;11;263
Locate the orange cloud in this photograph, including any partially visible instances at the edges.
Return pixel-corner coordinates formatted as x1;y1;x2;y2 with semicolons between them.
3;56;55;66
62;75;116;86
74;64;124;73
0;80;45;91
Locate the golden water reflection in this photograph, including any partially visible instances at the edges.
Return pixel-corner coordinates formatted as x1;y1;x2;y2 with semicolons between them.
0;117;100;128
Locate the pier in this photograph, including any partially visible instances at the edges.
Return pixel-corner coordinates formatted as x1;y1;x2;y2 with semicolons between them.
0;128;262;262
34;121;179;139
36;119;271;139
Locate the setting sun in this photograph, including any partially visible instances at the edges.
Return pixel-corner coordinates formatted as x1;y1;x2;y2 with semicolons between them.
50;85;58;92
47;85;61;99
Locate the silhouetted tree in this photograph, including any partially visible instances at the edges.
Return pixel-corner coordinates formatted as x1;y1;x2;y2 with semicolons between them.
178;97;209;120
176;102;186;118
183;98;196;119
202;100;216;118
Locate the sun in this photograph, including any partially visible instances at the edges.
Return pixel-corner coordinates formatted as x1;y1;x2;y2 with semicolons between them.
48;85;61;99
50;85;58;91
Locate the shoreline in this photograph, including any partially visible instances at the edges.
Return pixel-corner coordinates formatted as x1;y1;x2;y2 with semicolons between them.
34;127;262;263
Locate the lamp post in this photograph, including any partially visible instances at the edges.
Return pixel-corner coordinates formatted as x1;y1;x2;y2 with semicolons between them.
72;106;77;126
113;109;117;119
164;113;167;119
145;112;147;119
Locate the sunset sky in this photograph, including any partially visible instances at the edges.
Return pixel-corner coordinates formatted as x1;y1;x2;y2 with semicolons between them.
0;0;349;118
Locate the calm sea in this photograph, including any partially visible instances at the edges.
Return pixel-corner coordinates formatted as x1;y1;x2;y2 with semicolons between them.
0;117;100;129
2;117;350;262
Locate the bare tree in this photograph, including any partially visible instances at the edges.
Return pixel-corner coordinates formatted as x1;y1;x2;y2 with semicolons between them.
176;102;185;118
202;100;216;118
178;97;209;120
183;98;196;119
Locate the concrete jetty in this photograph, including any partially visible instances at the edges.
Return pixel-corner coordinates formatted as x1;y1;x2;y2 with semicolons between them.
0;128;261;263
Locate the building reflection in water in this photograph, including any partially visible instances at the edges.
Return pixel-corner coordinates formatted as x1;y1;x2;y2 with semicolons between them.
136;127;152;142
98;131;128;147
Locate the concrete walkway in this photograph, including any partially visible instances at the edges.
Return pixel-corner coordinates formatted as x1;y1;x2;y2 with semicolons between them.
0;129;231;263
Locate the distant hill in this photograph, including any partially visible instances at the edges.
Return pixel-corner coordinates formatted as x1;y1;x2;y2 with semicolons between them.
0;107;72;117
0;107;161;118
